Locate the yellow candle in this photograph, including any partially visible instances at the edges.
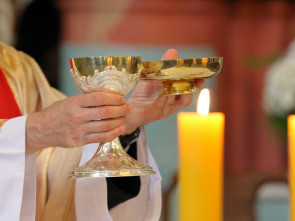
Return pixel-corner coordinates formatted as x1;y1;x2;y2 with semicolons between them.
178;89;224;221
288;115;295;221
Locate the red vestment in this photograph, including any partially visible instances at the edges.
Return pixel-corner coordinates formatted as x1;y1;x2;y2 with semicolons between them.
0;67;21;118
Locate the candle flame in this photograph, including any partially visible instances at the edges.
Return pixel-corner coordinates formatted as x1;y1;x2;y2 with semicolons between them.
197;88;210;115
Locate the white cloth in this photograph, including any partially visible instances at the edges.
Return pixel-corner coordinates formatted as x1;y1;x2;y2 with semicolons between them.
0;116;26;221
108;127;162;221
0;117;162;221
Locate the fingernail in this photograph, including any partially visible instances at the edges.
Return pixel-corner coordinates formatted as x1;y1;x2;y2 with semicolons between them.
122;97;126;103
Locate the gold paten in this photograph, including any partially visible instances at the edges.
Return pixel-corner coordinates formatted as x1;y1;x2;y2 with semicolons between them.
141;57;223;95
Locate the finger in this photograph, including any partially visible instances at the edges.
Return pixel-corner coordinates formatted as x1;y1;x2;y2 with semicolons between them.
91;87;122;94
175;95;181;101
162;95;177;115
83;104;130;121
172;94;193;112
131;81;162;99
84;117;125;133
84;125;124;144
178;94;193;106
79;91;126;107
195;79;205;88
163;94;193;115
153;95;168;111
161;49;178;60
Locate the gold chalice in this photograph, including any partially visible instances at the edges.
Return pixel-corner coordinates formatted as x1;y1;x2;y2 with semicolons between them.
141;57;223;95
69;56;156;178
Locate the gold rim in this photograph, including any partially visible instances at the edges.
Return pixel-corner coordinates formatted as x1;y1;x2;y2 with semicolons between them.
70;56;142;76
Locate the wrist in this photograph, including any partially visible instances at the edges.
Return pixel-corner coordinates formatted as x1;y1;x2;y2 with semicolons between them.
25;112;46;154
122;123;138;136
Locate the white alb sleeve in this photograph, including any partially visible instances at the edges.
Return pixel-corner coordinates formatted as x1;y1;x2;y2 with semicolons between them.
0;116;36;221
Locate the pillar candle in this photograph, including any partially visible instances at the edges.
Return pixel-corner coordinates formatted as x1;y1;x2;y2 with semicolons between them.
288;115;295;221
177;89;224;221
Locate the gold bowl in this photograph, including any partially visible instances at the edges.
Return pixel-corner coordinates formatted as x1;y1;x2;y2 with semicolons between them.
141;57;223;95
70;56;142;94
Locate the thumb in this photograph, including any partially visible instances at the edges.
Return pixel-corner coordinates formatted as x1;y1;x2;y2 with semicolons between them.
161;49;178;60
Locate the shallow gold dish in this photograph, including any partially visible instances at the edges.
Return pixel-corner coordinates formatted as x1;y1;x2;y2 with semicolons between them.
141;57;223;95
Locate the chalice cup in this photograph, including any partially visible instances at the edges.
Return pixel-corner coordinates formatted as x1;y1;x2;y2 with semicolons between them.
69;56;156;178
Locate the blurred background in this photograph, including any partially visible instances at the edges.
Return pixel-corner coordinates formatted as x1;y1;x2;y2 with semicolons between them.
2;0;295;220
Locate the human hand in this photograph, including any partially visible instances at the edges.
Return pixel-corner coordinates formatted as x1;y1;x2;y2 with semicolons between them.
123;49;205;135
25;88;129;154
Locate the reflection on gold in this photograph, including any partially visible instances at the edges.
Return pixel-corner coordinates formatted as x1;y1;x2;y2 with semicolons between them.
107;57;113;66
177;58;183;67
202;58;208;68
126;56;131;72
162;80;199;95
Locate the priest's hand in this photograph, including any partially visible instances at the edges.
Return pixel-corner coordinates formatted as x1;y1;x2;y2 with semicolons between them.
123;49;205;135
25;88;129;154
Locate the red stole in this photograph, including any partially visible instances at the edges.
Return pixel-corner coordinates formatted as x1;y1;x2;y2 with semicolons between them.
0;67;21;118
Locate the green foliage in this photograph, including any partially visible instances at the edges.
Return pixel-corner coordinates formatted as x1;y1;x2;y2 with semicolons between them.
268;115;288;135
243;54;281;69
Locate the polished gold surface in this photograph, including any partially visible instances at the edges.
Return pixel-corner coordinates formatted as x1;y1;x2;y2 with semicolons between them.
70;56;142;76
141;57;223;95
162;80;200;95
70;56;142;94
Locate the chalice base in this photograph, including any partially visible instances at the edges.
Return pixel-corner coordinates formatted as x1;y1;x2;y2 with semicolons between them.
162;80;199;95
70;137;156;178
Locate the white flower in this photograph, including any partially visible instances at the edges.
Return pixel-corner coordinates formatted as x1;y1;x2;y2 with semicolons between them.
263;40;295;117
